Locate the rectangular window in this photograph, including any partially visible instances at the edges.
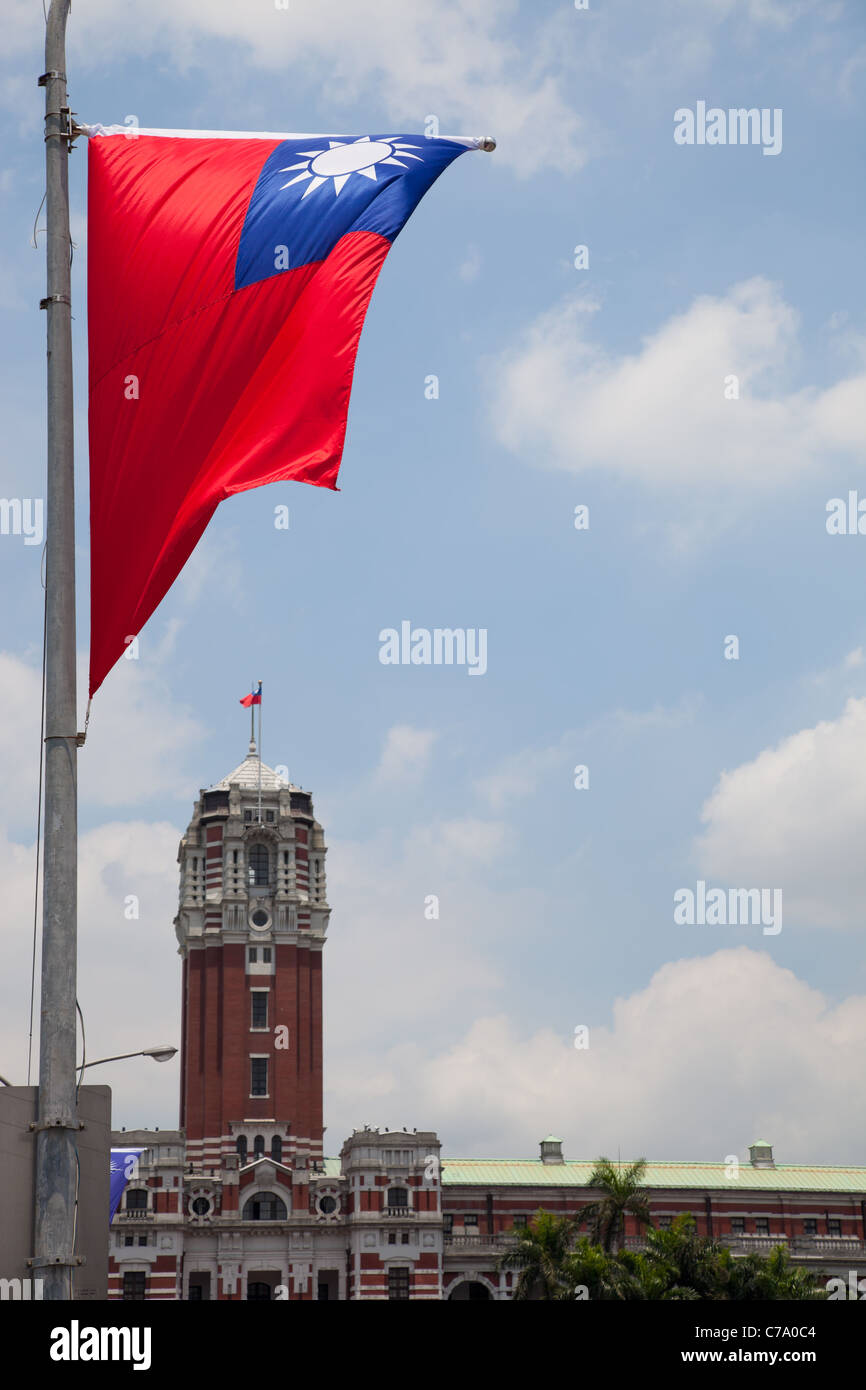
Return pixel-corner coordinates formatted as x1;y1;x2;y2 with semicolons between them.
262;947;272;963
803;1219;817;1236
730;1218;745;1234
828;1219;841;1237
137;1235;148;1247
388;1233;396;1245
250;1057;268;1097
251;991;268;1029
443;1214;453;1235
122;1272;146;1301
464;1214;478;1228
124;1235;133;1247
512;1214;528;1229
657;1216;672;1230
244;809;252;823
755;1218;769;1235
401;1232;410;1244
388;1267;410;1301
266;810;275;823
248;947;258;963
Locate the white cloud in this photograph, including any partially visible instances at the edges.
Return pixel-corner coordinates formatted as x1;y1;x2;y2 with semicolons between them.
0;815;181;1109
0;647;189;1103
406;816;512;865
490;278;866;492
82;655;206;807
1;1;588;177
375;724;436;783
326;947;866;1163
0;644;208;815
696;697;866;927
322;808;517;1054
324;831;506;1050
458;244;482;283
475;740;568;812
474;703;697;812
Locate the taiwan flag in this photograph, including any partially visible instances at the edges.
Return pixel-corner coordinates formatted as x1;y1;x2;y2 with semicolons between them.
86;126;492;695
240;682;262;707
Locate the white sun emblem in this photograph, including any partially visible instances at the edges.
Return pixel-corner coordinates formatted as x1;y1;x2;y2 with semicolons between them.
279;136;424;199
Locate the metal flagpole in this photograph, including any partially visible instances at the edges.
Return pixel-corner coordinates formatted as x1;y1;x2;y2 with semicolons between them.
257;682;262;823
34;0;79;1300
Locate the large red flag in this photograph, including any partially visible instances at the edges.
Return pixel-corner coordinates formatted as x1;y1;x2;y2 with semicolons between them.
86;126;490;694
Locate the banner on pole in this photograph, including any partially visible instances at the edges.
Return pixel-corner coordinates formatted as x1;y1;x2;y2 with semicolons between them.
86;127;492;695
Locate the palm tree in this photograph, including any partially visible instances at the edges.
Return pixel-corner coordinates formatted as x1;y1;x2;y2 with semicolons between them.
497;1209;576;1299
642;1213;732;1299
726;1245;826;1301
577;1157;653;1252
561;1236;629;1300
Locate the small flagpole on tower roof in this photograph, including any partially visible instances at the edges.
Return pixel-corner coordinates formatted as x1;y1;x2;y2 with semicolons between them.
249;682;255;751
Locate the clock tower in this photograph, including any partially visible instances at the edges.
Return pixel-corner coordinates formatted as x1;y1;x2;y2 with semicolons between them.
175;738;329;1178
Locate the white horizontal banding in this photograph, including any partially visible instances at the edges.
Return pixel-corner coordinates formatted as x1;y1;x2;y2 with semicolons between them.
77;125;494;150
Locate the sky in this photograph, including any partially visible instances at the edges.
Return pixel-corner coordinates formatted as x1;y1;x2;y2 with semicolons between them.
1;0;865;1166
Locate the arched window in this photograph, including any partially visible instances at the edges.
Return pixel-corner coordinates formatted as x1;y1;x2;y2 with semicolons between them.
243;1191;287;1221
253;1134;265;1160
387;1186;409;1211
248;844;269;887
271;1135;282;1164
236;1136;248;1165
125;1188;148;1212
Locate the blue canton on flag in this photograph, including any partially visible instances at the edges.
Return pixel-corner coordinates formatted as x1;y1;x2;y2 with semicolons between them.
235;134;468;290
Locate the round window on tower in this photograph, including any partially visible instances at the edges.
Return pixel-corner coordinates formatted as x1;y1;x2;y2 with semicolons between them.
250;909;270;931
191;1196;212;1217
317;1194;338;1216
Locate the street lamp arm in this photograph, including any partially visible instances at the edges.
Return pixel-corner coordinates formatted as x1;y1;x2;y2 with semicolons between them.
2;1045;177;1085
79;1051;151;1070
79;1046;177;1070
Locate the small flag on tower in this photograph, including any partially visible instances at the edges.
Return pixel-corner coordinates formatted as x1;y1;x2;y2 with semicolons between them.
240;681;262;707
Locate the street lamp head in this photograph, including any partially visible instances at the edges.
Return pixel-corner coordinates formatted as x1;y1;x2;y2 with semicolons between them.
143;1045;178;1064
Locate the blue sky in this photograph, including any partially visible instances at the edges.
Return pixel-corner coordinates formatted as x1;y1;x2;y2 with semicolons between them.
1;0;865;1163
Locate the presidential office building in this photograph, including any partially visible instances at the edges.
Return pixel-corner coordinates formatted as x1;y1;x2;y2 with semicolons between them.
108;744;866;1300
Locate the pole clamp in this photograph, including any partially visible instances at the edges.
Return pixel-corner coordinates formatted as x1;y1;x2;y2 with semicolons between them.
28;1255;86;1269
39;295;71;310
43;106;79;147
29;1117;85;1133
37;71;66;87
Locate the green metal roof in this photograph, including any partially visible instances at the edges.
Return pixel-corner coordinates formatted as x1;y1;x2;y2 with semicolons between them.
438;1160;866;1194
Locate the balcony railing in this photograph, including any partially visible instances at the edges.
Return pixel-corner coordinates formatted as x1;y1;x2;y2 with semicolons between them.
621;1234;866;1256
445;1233;516;1249
787;1237;865;1256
